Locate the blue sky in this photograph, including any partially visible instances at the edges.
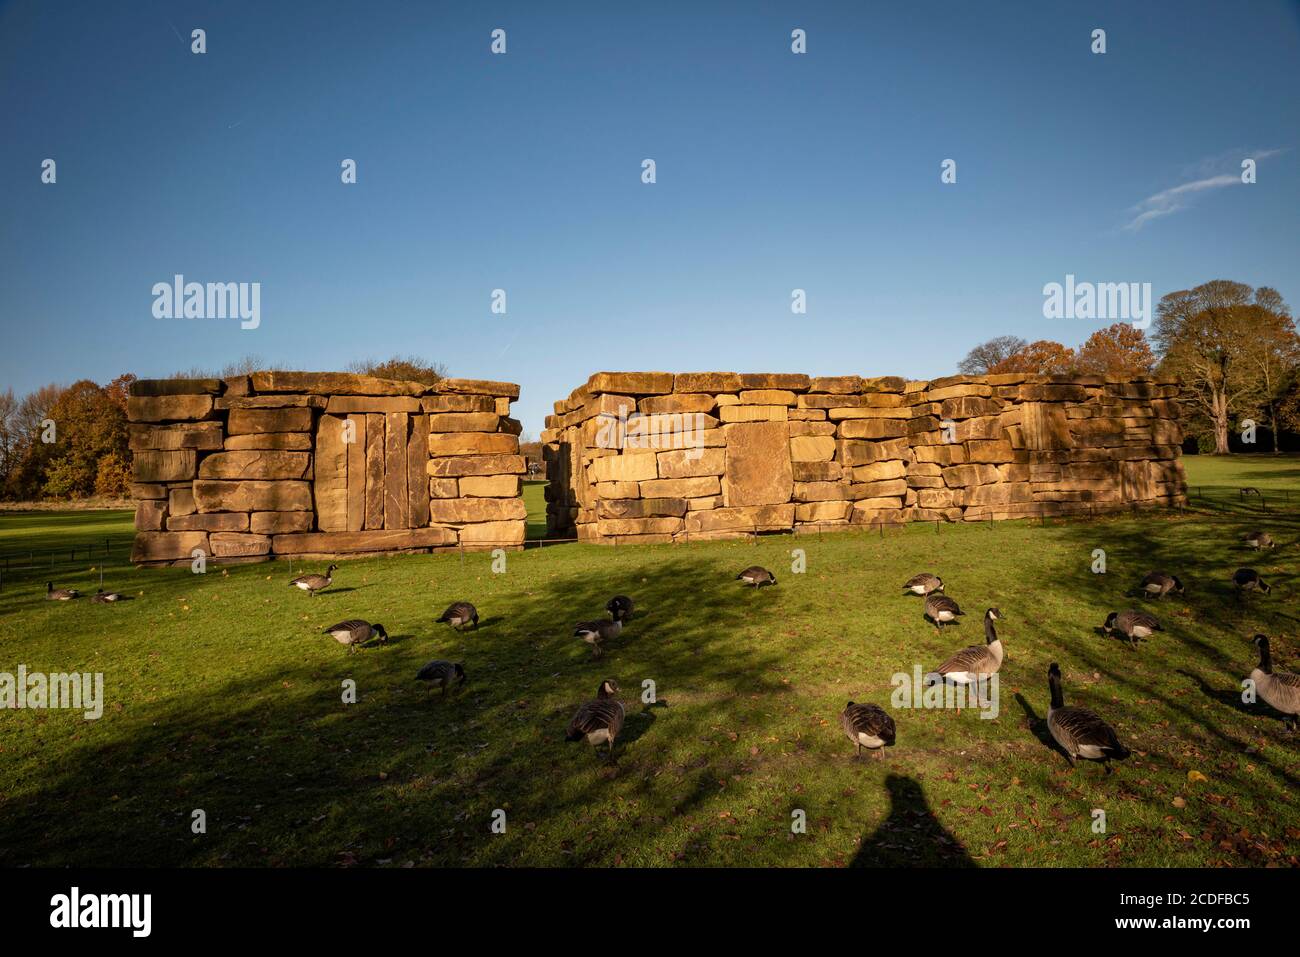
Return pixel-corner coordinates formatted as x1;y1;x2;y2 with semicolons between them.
2;0;1297;435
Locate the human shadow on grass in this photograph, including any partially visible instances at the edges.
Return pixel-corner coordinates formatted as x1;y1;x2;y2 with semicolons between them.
850;774;976;868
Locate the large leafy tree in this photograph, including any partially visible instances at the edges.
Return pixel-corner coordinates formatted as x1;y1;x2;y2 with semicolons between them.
990;339;1077;374
958;335;1027;375
37;380;132;498
1075;323;1156;376
1153;280;1293;454
1239;289;1299;453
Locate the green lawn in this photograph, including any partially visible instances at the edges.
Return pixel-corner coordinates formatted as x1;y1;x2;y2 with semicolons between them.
0;457;1297;867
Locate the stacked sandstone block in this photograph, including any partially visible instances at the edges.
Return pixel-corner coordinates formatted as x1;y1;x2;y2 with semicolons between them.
129;372;525;565
541;371;1187;543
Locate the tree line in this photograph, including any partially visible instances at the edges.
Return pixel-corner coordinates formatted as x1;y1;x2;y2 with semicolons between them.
958;280;1298;454
0;355;446;503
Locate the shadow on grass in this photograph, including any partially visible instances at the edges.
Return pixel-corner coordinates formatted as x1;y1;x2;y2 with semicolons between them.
850;774;975;867
0;554;795;866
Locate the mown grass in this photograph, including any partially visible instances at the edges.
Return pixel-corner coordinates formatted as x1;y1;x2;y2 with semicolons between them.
0;456;1297;867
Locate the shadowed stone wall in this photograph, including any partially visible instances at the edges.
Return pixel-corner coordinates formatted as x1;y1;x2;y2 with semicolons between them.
128;372;525;565
542;371;1187;543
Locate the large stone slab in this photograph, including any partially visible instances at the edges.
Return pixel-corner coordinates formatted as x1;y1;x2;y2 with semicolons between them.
436;378;521;399
251;371;427;396
315;414;349;531
250;511;314;534
271;528;458;554
427;413;502;432
427;432;518;456
589;452;658;483
587;372;674;395
199;451;312;480
128;395;214;422
167;512;249;532
325;395;423;414
209;532;272;557
130;378;222;397
427;497;527;524
407;411;429;528
227;408;314;434
722;422;793;507
384;412;410;529
131;531;209;563
194;480;313;512
223;432;313;451
422;394;496;413
346;414;367;532
364;413;385;529
129;422;223;451
426;454;527;477
684;504;795;533
459;475;521;497
133;450;196;483
656;448;725;478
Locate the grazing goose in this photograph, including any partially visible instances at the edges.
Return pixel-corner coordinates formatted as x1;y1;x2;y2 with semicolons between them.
737;566;777;588
437;601;479;630
1137;571;1184;600
290;563;337;597
565;679;625;761
1243;531;1275;551
416;659;467;696
1232;568;1271;595
1103;610;1161;647
90;589;127;604
925;608;1005;688
923;593;965;630
1248;635;1300;732
606;595;635;622
574;618;622;658
902;573;944;596
45;582;79;601
840;702;897;759
322;619;388;652
1046;663;1131;773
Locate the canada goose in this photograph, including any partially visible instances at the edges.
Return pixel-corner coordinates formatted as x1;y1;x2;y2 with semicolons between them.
1046;663;1130;773
1103;610;1161;648
840;702;896;759
416;659;467;696
290;564;337;596
1248;635;1300;732
1137;571;1184;599
574;618;622;658
737;566;777;588
925;608;1005;688
90;589;127;604
45;582;79;601
437;601;479;630
1232;568;1271;595
565;679;625;761
1243;531;1275;551
606;595;635;622
322;619;388;652
902;573;944;596
924;593;964;630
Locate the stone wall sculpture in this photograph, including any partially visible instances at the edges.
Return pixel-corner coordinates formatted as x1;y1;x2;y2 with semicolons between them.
541;372;1187;543
128;372;525;565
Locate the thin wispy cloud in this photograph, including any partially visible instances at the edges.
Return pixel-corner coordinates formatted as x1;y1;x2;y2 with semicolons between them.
1123;148;1286;231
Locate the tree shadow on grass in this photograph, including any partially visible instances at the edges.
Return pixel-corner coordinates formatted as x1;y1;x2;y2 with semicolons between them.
0;552;794;867
850;774;975;868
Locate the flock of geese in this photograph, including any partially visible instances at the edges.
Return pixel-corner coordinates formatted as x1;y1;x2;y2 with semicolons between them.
41;529;1296;769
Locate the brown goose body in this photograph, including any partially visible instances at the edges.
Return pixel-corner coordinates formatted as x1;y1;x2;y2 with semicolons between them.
290;564;337;596
323;619;387;652
1243;531;1275;550
437;601;479;630
928;608;1005;684
46;582;79;601
924;593;964;628
574;618;621;657
1249;636;1300;731
1138;571;1183;599
840;702;896;757
417;659;466;695
737;566;777;587
902;573;944;596
1046;663;1130;772
1103;609;1160;646
1232;568;1271;594
565;679;625;760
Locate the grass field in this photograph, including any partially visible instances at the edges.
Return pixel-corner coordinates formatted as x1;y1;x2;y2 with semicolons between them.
0;459;1297;867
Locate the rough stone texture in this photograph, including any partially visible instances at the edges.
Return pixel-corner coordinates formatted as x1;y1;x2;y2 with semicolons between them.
722;422;793;507
544;371;1186;542
128;371;524;563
